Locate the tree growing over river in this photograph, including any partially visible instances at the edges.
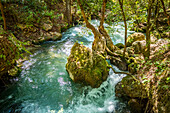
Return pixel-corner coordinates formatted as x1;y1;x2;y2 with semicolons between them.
77;0;117;56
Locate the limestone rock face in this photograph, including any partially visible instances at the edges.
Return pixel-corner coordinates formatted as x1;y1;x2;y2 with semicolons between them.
33;31;62;44
66;42;110;88
127;33;145;47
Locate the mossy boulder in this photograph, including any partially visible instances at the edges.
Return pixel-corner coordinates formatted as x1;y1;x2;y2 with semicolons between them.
126;47;135;57
115;75;147;98
115;43;124;49
128;99;144;113
66;42;110;88
132;40;146;54
127;33;145;47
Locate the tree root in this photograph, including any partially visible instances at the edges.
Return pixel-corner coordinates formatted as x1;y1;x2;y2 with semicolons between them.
106;46;119;57
110;65;130;75
109;65;140;82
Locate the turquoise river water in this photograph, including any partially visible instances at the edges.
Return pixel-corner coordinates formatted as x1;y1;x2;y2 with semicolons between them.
0;20;135;113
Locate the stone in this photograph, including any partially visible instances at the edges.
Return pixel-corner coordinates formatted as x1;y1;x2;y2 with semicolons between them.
115;81;126;97
150;35;157;44
127;33;145;47
33;32;62;44
66;42;109;88
49;32;62;41
115;43;124;49
132;40;146;54
128;99;143;113
115;75;147;98
126;47;134;57
41;17;53;31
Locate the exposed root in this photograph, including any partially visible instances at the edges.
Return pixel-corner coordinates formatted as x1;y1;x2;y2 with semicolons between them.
106;46;119;57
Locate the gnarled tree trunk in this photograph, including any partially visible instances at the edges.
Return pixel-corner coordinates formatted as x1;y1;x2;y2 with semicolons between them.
77;0;116;56
118;0;127;58
66;0;72;26
145;0;154;59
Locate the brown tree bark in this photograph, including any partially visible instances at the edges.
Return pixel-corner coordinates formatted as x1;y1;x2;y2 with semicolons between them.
77;0;98;35
98;0;116;53
118;0;127;57
77;0;116;55
77;0;106;54
66;0;72;26
0;1;7;31
145;0;154;59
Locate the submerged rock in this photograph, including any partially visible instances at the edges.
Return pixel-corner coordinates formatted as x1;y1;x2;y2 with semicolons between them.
66;42;110;88
127;33;145;47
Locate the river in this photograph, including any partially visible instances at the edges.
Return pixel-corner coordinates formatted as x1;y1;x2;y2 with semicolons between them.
0;20;135;113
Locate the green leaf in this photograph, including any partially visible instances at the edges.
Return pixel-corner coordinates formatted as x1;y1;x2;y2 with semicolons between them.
167;77;170;81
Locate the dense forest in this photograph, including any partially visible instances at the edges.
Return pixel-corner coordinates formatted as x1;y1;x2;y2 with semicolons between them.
0;0;169;113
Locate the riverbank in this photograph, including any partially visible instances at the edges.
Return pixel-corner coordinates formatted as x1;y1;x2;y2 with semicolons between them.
0;1;169;112
115;36;170;112
0;19;131;113
0;1;67;91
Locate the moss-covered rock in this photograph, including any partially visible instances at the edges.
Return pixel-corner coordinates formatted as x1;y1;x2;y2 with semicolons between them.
132;40;146;54
127;33;145;47
126;47;135;57
115;43;124;49
32;31;62;44
115;75;147;98
128;99;144;113
66;42;109;88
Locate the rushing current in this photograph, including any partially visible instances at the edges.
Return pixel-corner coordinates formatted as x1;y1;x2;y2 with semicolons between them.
0;20;135;113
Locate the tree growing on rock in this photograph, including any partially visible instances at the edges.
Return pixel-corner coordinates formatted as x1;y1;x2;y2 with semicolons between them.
77;0;118;56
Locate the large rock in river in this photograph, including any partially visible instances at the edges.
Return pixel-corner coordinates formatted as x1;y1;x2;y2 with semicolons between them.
127;32;145;47
66;42;110;88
